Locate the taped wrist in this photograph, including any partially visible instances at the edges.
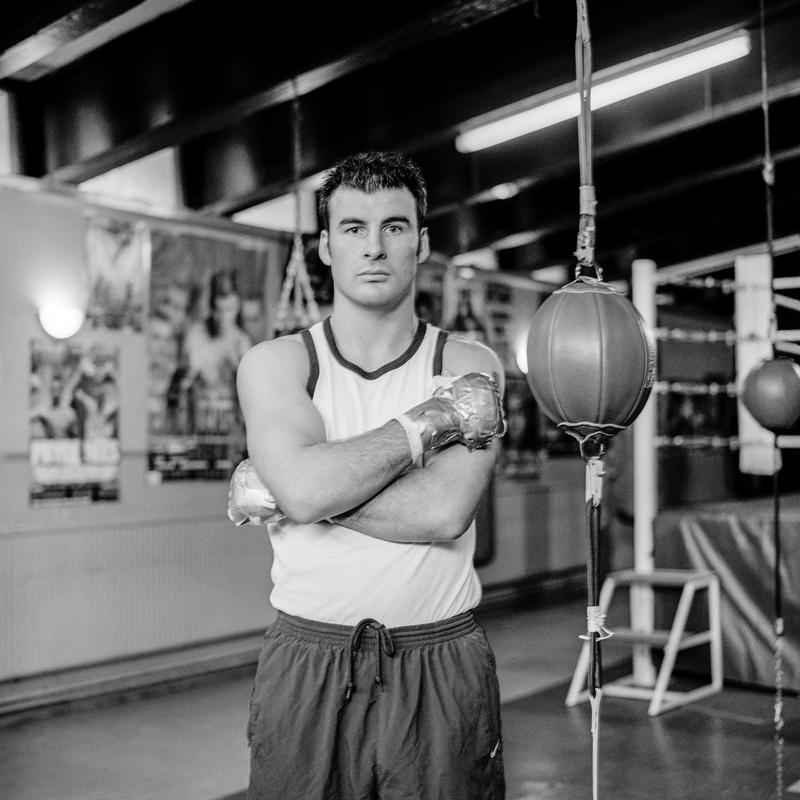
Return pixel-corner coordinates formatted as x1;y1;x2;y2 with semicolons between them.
227;458;285;526
397;396;463;452
393;413;424;462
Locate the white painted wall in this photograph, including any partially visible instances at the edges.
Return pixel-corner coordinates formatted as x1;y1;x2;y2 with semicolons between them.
0;182;276;680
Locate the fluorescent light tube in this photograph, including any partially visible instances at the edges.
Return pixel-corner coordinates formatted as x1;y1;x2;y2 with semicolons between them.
456;29;751;153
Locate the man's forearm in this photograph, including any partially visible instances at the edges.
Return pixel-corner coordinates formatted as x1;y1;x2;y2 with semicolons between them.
330;445;494;543
253;420;415;524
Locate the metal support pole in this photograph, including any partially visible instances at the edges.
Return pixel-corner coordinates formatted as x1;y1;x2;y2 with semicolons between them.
631;258;657;686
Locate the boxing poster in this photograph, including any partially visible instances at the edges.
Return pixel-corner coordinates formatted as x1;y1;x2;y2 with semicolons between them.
501;374;541;477
146;228;272;483
85;215;149;332
415;262;446;326
29;340;121;505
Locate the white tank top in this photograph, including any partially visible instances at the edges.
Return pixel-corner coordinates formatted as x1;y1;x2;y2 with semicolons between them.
267;317;483;626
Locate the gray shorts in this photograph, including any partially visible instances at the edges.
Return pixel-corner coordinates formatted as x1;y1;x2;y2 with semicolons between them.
247;610;505;800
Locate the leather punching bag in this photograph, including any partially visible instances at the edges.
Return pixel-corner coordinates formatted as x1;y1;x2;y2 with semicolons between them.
742;357;800;433
526;275;656;444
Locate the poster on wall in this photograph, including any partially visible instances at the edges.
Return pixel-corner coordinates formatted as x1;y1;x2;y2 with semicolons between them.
483;280;514;372
85;215;149;332
146;229;273;483
415;262;446;326
501;374;542;477
29;340;121;505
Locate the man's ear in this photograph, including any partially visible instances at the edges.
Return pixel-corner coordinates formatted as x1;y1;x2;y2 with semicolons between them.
319;229;331;266
417;228;430;263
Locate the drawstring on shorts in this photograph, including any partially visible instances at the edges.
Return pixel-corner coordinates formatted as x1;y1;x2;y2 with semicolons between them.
344;618;396;702
272;609;477;705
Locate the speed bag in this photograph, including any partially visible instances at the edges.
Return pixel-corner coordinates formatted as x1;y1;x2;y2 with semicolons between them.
742;357;800;433
526;276;656;442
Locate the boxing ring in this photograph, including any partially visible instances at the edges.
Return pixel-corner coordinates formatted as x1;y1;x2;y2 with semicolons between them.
653;493;800;691
629;239;800;692
567;236;800;718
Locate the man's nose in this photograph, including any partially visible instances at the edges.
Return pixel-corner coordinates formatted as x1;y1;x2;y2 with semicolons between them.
364;229;386;259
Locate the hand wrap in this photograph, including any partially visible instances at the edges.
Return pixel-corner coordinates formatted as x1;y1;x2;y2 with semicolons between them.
227;458;285;526
395;372;505;455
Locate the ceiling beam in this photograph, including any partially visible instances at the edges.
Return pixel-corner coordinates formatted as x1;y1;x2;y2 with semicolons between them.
0;0;195;82
20;0;532;181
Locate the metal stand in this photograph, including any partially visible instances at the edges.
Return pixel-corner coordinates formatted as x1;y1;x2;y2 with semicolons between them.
566;568;723;716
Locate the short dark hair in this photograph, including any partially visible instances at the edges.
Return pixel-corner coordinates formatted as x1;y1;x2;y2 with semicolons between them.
318;151;428;230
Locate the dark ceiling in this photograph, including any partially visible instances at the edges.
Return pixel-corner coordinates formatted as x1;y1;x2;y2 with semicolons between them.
2;0;800;283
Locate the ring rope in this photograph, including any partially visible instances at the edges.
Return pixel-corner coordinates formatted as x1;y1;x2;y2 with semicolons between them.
775;341;800;357
774;293;800;314
654;327;739;345
656;276;800;293
652;328;800;345
654;434;800;450
654;435;741;450
652;380;737;397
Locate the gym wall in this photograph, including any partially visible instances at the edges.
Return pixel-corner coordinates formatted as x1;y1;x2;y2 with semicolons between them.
0;182;279;685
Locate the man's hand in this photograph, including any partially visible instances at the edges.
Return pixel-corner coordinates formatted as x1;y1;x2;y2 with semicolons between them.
396;372;506;455
227;459;286;526
432;372;506;450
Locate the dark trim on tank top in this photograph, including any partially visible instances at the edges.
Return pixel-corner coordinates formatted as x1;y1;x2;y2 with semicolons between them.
433;329;448;376
300;328;320;397
322;316;429;380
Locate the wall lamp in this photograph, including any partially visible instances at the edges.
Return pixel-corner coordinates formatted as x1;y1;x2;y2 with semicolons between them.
38;304;86;339
455;27;751;153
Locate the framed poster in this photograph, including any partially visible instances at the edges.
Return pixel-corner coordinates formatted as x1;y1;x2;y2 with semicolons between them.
85;215;149;332
29;340;120;504
499;372;542;477
146;229;272;482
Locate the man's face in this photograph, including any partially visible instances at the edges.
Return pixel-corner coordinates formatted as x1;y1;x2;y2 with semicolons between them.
319;186;429;311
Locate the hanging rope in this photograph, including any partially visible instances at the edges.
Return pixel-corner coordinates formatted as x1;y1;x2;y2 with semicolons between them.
574;0;600;280
573;4;606;797
577;439;611;800
274;81;321;334
758;2;784;796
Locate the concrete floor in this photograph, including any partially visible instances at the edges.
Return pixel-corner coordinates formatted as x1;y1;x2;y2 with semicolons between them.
1;598;798;800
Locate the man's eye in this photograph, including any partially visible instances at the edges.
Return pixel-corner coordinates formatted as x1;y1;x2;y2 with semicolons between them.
384;225;403;234
345;226;363;235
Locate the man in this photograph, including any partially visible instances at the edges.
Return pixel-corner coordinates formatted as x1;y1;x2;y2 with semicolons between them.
230;151;506;799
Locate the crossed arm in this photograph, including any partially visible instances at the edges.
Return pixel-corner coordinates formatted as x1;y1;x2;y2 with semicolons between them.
236;334;504;543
